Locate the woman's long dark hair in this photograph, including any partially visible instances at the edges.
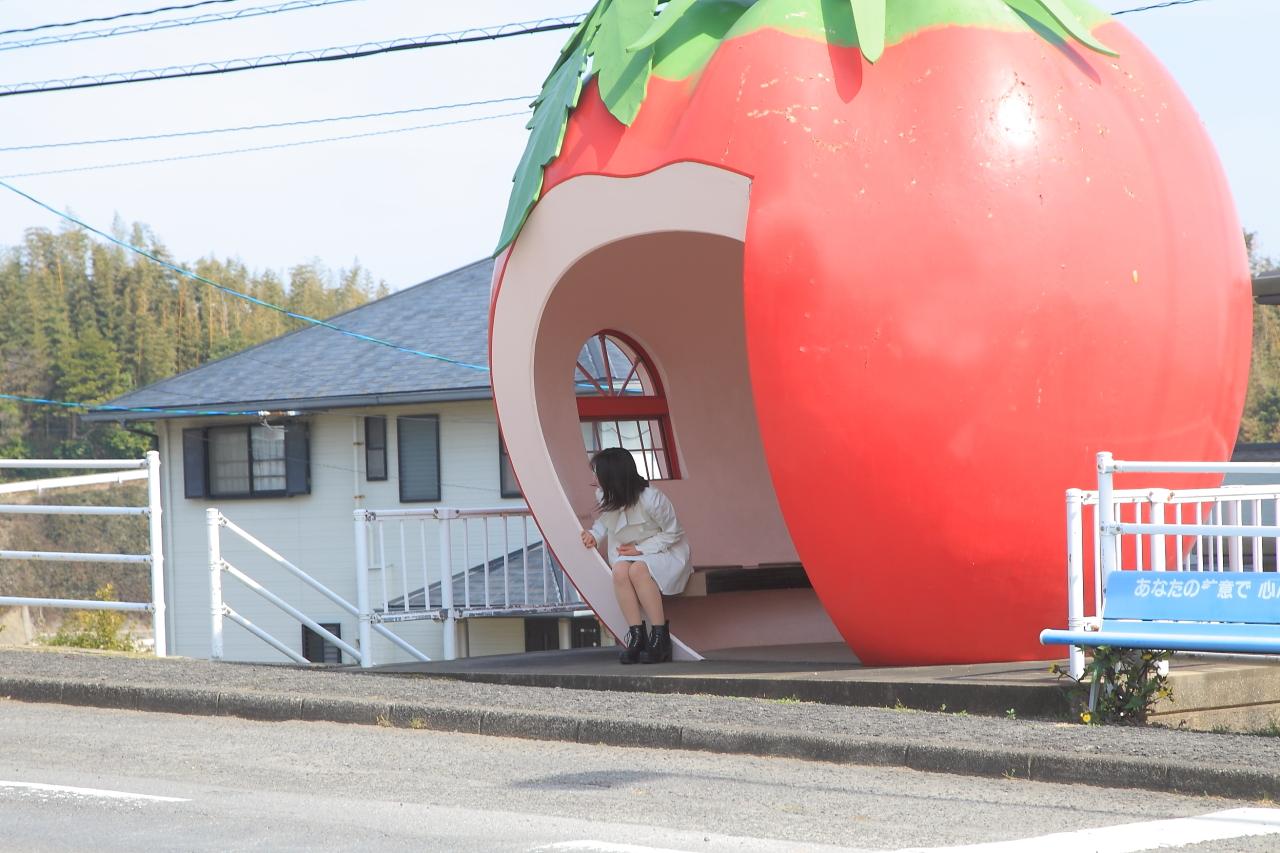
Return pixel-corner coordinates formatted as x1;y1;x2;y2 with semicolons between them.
592;447;649;512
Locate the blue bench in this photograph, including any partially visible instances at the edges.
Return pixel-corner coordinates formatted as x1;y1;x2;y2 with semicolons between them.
1041;571;1280;655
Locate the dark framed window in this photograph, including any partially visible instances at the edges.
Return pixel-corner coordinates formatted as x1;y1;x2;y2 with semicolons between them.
365;416;387;481
499;436;521;498
570;616;602;648
397;415;441;502
183;421;309;499
523;617;602;652
302;623;343;664
575;331;679;480
524;618;559;652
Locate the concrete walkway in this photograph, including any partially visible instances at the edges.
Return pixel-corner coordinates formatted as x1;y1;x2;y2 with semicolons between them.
2;647;1279;800
375;646;1280;732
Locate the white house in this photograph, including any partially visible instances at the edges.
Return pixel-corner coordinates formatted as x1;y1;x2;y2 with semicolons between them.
92;260;606;664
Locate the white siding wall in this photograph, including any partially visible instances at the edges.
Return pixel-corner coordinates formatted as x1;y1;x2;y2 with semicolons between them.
158;400;538;664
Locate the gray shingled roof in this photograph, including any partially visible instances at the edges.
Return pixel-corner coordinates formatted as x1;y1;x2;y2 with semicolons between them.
383;542;583;614
89;259;494;421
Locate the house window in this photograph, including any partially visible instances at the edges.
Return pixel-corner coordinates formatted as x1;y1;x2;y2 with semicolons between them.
499;436;521;498
365;416;387;481
302;623;343;664
575;331;679;481
398;415;441;502
182;422;310;499
570;616;602;648
524;618;559;652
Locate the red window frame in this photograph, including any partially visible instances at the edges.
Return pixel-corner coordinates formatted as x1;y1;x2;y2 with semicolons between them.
575;330;681;480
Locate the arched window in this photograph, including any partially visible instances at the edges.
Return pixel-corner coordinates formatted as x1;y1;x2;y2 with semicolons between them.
575;331;679;480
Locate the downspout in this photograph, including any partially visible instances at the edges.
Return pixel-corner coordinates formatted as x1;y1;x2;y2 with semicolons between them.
157;420;178;653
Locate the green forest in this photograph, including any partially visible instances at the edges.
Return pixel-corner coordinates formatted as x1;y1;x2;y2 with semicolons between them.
1241;232;1280;442
0;220;387;461
0;223;1276;460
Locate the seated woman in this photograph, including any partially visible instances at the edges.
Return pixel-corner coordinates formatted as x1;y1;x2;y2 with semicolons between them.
580;447;692;664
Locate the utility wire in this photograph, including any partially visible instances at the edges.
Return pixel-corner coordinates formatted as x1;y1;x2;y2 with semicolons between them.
0;94;535;152
0;0;1205;97
1113;0;1210;13
0;0;247;37
0;110;529;180
0;180;492;373
0;391;272;418
0;0;361;52
0;15;585;99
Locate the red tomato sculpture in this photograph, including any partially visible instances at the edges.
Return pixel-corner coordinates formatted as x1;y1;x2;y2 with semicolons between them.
494;0;1252;664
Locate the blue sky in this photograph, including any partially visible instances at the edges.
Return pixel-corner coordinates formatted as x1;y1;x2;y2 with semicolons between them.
0;0;1274;287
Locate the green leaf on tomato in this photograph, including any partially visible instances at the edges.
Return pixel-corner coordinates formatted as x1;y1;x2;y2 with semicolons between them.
496;42;590;254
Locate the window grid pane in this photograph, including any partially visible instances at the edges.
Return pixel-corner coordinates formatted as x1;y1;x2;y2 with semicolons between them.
209;428;250;496
251;425;287;493
575;332;677;480
499;440;521;498
398;416;441;502
582;418;671;482
365;417;388;481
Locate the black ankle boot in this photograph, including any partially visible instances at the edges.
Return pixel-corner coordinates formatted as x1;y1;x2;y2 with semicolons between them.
639;621;671;664
619;623;647;664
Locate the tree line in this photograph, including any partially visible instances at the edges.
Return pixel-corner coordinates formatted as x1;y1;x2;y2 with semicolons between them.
1240;232;1280;443
0;219;387;461
0;222;1277;458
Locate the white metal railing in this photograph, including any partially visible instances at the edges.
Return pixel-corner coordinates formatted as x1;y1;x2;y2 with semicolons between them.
208;508;429;668
1062;451;1280;678
354;506;584;661
0;452;166;655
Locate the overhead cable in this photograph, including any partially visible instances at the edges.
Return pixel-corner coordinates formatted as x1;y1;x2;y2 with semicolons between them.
0;94;535;152
0;110;529;179
0;391;273;418
0;0;361;52
0;15;585;98
0;180;492;373
0;0;246;37
1113;0;1210;13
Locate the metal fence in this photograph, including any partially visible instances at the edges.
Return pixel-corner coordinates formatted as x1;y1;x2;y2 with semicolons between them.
207;505;584;667
1063;451;1280;678
0;452;166;655
354;506;583;662
207;508;428;667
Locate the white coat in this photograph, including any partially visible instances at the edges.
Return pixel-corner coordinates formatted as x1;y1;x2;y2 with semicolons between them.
589;486;693;595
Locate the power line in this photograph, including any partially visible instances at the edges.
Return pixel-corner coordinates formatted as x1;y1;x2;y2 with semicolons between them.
1113;0;1210;13
0;391;270;418
0;180;492;373
0;0;247;37
0;15;585;99
0;110;529;180
0;94;535;152
0;0;361;53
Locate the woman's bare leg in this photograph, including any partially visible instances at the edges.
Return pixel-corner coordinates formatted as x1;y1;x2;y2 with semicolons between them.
612;562;644;625
627;562;665;625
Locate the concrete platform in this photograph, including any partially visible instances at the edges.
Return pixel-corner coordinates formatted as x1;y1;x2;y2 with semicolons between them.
372;646;1280;731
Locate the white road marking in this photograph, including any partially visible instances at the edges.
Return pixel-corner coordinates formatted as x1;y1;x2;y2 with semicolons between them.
901;807;1280;852
535;808;1280;853
533;839;859;853
0;780;189;803
534;845;696;853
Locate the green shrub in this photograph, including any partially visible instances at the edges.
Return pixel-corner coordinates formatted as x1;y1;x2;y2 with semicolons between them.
43;584;137;652
1051;646;1172;725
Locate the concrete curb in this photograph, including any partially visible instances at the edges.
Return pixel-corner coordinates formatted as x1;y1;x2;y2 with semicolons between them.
1;675;1274;800
394;670;1071;719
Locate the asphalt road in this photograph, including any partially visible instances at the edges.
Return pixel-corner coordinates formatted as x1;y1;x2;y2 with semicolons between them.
1;701;1278;853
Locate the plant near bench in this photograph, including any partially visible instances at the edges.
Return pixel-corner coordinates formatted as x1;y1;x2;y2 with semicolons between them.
1050;646;1172;725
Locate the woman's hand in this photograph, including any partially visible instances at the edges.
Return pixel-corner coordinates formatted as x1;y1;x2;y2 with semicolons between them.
616;543;641;557
581;530;597;548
